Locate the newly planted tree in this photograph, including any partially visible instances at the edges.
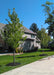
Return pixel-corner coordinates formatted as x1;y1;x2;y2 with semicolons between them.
1;8;25;65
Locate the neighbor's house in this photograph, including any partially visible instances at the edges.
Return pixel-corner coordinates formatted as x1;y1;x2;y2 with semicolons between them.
0;23;41;52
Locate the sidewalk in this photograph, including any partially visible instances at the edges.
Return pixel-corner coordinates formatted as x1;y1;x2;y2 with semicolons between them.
0;53;23;56
1;55;54;75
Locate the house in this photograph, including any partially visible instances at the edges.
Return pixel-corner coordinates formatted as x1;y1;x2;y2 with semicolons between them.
0;23;41;52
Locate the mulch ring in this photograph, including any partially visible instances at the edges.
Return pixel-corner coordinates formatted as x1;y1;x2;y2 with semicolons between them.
6;62;20;66
0;65;1;67
39;54;48;56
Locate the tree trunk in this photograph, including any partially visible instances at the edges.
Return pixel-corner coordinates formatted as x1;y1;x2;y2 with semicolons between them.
13;49;15;65
53;36;54;39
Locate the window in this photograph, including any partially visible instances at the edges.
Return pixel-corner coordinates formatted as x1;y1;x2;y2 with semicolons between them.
36;41;40;43
31;34;35;38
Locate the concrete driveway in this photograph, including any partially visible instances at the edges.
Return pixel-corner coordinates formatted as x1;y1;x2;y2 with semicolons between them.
1;55;54;75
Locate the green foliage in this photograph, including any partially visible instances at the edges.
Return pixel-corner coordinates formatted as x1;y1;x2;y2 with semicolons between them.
1;8;25;50
30;23;39;33
46;1;53;5
48;40;54;49
42;1;54;39
37;28;51;48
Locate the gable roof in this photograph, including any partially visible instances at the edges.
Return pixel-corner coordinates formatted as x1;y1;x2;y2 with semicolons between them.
23;26;36;35
0;23;36;35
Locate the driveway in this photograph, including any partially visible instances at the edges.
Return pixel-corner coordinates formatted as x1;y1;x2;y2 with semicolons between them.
1;55;54;75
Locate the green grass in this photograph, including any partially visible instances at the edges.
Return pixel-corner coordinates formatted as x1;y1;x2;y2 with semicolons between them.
0;49;54;74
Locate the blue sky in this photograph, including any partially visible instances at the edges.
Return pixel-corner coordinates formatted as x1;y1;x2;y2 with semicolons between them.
0;0;53;30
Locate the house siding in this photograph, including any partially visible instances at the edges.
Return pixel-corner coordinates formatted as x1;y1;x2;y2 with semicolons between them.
23;34;31;38
34;38;41;49
21;34;41;51
20;40;34;51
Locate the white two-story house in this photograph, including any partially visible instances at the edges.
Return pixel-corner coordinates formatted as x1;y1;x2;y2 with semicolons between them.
0;23;41;52
20;26;41;51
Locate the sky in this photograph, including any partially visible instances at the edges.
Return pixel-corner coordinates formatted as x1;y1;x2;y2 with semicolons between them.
0;0;54;30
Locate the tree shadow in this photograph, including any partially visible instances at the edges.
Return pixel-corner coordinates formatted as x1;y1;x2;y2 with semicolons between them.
0;65;1;67
6;62;20;66
39;54;48;56
38;49;52;52
17;55;36;58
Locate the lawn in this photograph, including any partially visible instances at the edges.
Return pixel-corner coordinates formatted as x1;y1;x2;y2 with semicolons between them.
0;49;54;74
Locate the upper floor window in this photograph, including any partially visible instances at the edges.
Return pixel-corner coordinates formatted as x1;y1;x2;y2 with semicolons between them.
31;34;35;38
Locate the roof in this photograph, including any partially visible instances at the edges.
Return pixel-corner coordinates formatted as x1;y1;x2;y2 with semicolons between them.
23;26;36;35
0;23;36;35
0;23;6;30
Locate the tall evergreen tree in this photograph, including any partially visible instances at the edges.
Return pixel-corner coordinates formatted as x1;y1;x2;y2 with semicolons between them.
30;23;39;33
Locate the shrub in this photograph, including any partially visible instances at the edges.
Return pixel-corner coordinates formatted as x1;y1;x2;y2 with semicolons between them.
15;47;23;53
48;40;54;50
23;47;38;53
